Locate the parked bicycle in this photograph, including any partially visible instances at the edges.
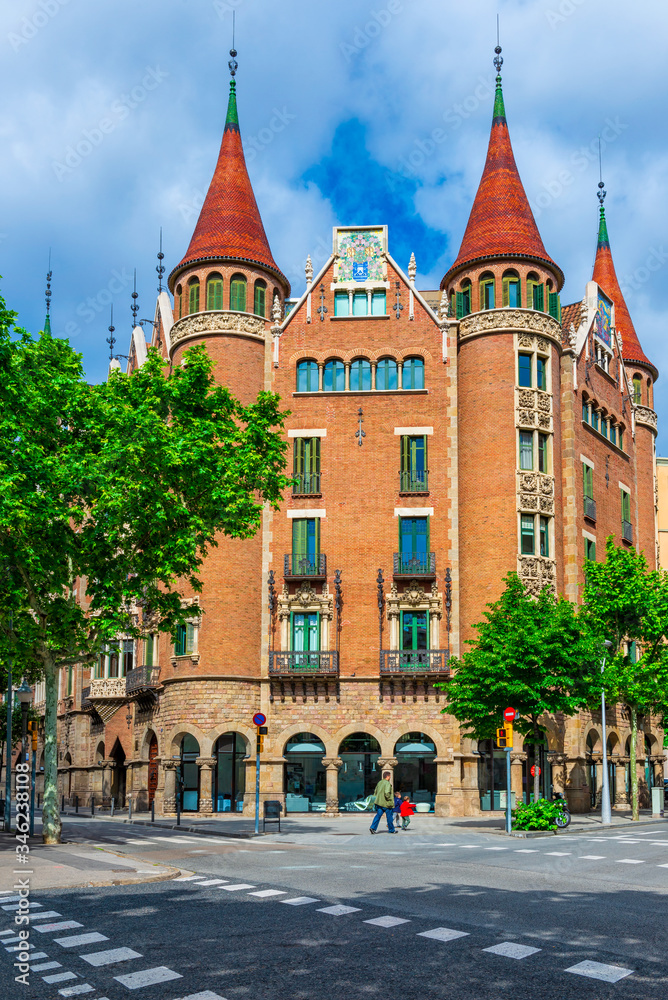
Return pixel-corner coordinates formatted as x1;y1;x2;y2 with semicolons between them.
552;793;571;829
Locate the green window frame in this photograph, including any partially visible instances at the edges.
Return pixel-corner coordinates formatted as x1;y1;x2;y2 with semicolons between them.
585;537;596;562
399;516;429;571
610;423;617;446
618;427;624;451
350;358;371;391
621;489;631;524
254;281;266;318
292;517;320;573
175;623;195;656
401;610;429;651
548;291;561;322
66;665;73;696
296;360;319;392
293;437;321;495
206;275;223;311
371;291;386;315
528;281;544;311
403;357;425;390
144;635;154;667
334;291;349;316
518;353;532;387
519;431;533;471
591;408;599;432
538;433;548;473
376;357;398;391
582;400;590;423
520;515;535;555
632;376;642;404
502;276;521;307
176;285;182;319
479;276;495;310
230;274;247;312
95;653;104;680
188;279;200;314
536;356;547;391
291;612;320;652
323;359;345;391
461;283;472;316
400;435;427;492
539;516;549;557
583;463;594;500
601;417;608;439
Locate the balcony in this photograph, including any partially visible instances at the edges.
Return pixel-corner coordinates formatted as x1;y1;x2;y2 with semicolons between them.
284;553;327;580
393;552;436;578
399;471;429;494
380;650;450;676
269;651;339;676
87;676;128;723
126;665;161;696
81;686;93;711
292;474;321;496
622;519;633;543
583;496;597;522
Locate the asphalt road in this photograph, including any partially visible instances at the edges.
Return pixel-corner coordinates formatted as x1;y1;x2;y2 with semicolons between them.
2;818;667;1000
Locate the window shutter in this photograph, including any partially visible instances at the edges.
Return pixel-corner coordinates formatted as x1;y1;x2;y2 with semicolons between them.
308;613;319;651
294;438;305;478
314;517;320;556
502;279;509;307
400;435;409;475
534;284;544;311
186;623;195;654
293;519;307;559
456;292;464;319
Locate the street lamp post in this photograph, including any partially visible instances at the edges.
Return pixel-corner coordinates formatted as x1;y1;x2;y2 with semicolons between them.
600;639;614;826
15;680;33;768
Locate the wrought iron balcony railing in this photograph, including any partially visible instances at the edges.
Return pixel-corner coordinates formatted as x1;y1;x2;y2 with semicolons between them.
292;474;321;496
380;650;450;675
269;651;339;676
399;471;429;493
622;519;633;543
393;552;436;577
583;496;597;521
284;553;327;580
126;665;161;696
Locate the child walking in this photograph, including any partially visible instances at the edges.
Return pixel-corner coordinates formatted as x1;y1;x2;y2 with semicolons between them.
399;794;415;830
393;791;402;830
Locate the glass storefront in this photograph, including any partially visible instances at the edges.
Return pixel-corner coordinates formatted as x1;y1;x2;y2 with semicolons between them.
338;733;381;808
180;734;200;812
393;733;436;810
477;739;508;811
214;732;247;812
284;733;326;811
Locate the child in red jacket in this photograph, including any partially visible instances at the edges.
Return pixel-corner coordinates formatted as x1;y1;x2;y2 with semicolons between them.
399;795;415;830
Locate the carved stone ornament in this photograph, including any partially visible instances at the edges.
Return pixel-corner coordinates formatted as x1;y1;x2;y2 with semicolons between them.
408;252;417;282
519;493;539;512
568;323;577;349
537;413;551;430
536;338;549;353
539;495;554;514
170;311;265;352
386;580;442;621
536;392;551;414
518;389;535;408
518;333;535;348
438;288;450;321
635;405;658;432
520;474;537;492
278;581;333;621
539;475;554;495
517;554;557;595
518;409;535;426
460;309;563;343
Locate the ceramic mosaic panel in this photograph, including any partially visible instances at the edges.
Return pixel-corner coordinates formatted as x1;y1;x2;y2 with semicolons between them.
596;290;612;347
336;229;385;282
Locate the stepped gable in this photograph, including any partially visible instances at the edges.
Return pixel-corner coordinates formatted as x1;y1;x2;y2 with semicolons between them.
170;79;289;291
592;203;655;376
442;71;562;288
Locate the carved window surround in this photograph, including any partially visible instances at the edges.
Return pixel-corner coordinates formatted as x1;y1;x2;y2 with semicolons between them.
516;387;553;433
278;581;334;650
386;580;443;649
517;554;556;597
516;472;554;516
169;599;201;666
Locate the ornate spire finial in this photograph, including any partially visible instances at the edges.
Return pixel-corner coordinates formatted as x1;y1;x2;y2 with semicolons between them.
597;136;606;206
272;292;282;325
408;252;416;282
44;249;52;334
439;288;450;321
156;228;165;293
493;15;503;75
131;269;139;328
229;12;238;77
305;254;313;288
107;306;116;361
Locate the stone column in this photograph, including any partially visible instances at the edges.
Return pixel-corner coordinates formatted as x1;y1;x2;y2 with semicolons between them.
163;760;178;814
371;362;377;390
377;757;398;785
434;756;453;816
510;752;527;806
397;360;403;390
344;362;351;391
197;757;216;815
322;757;342;814
614;761;628;806
318;363;324;392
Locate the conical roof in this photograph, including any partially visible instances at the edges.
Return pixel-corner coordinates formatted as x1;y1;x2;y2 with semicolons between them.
169;80;289;292
592;204;656;376
442;74;562;288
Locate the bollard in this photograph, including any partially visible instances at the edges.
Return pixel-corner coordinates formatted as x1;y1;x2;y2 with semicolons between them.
128;797;132;821
176;793;181;827
75;795;79;814
61;794;64;811
151;800;155;823
111;797;115;818
91;795;95;817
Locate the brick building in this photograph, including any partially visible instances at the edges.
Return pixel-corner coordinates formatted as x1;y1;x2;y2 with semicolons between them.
40;49;664;818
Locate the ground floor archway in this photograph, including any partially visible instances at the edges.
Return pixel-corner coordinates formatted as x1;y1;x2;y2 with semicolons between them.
338;733;381;809
180;734;200;812
214;732;247;813
109;739;126;807
393;732;436;811
284;733;326;812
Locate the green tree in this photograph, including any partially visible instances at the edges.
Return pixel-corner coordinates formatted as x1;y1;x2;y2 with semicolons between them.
583;538;668;820
0;291;291;843
441;574;600;802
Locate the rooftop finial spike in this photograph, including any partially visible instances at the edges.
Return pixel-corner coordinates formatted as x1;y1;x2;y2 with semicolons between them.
229;11;238;78
156;227;165;293
493;15;503;75
44;249;53;334
107;306;116;361
131;269;139;328
597;136;606;206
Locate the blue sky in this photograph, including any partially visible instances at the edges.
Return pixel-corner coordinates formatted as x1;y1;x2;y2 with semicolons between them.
1;0;667;447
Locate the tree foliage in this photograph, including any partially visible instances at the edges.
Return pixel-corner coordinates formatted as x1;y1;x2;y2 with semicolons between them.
0;290;291;841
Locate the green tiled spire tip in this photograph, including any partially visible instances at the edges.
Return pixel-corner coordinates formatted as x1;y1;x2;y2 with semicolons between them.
225;79;239;129
597;204;610;247
493;75;506;122
44;314;51;335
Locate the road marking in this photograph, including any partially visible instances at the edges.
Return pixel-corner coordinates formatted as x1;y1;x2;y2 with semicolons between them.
545;852;571;856
248;890;286;898
435;843;457;847
0;930;14;937
278;866;323;870
30;961;61;971
459;845;478;849
35;921;84;934
80;948;143;966
657;864;668;868
514;849;538;853
173;993;228;1000
55;933;109;948
579;855;605;860
219;884;256;891
114;966;183;989
28;911;63;921
317;905;361;916
364;916;410;928
2;901;42;910
483;847;508;851
43;971;78;984
26;952;49;961
195;880;228;886
616;859;644;864
6;942;35;951
173;875;202;881
565;960;634;983
58;986;95;997
617;839;643;844
418;927;469;943
484;942;541;959
281;897;320;906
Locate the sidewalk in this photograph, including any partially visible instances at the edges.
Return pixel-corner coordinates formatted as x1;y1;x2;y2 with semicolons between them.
0;830;179;893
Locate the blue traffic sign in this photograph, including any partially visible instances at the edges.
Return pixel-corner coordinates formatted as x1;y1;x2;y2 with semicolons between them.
252;712;266;727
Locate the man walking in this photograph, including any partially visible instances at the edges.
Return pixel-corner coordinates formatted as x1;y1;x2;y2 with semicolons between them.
369;771;397;834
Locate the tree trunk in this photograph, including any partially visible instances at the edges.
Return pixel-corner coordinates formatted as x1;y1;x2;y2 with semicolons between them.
42;660;61;844
629;706;639;822
533;722;540;803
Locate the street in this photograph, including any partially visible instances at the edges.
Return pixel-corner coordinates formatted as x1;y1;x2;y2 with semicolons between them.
1;818;667;999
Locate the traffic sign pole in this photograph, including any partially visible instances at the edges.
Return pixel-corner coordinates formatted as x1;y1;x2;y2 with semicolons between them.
252;713;266;836
505;748;512;835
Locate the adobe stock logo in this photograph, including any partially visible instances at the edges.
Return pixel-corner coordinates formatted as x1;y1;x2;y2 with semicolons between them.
8;0;75;53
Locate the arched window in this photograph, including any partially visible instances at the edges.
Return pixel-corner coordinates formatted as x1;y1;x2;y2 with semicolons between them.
647;378;653;408
632;374;642;404
502;270;521;308
460;280;472;317
176;284;183;319
254;280;266;318
403;357;425;390
376;357;398;391
323;359;345;392
526;272;544;311
296;360;319;393
188;278;200;315
479;272;495;311
350;357;371;391
230;274;247;312
206;273;223;311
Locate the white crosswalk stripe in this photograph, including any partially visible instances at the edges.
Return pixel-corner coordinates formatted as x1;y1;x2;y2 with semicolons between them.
80;947;142;966
484;942;541;959
418;927;469;943
114;966;183;989
218;883;255;891
35;921;84;934
30;961;62;972
43;971;78;984
195;879;228;886
317;904;361;916
248;890;286;898
55;933;109;948
58;986;95;997
173;993;228;1000
617;858;644;864
28;911;63;921
364;916;409;928
281;896;320;905
566;960;634;983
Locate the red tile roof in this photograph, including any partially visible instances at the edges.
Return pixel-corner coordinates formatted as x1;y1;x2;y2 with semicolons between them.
170;82;289;292
560;301;582;338
442;78;562;288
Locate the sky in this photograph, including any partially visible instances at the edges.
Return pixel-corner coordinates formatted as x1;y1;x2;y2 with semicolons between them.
1;0;667;447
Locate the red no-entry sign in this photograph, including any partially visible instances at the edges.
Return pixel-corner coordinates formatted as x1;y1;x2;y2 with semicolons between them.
503;707;516;722
530;765;541;777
